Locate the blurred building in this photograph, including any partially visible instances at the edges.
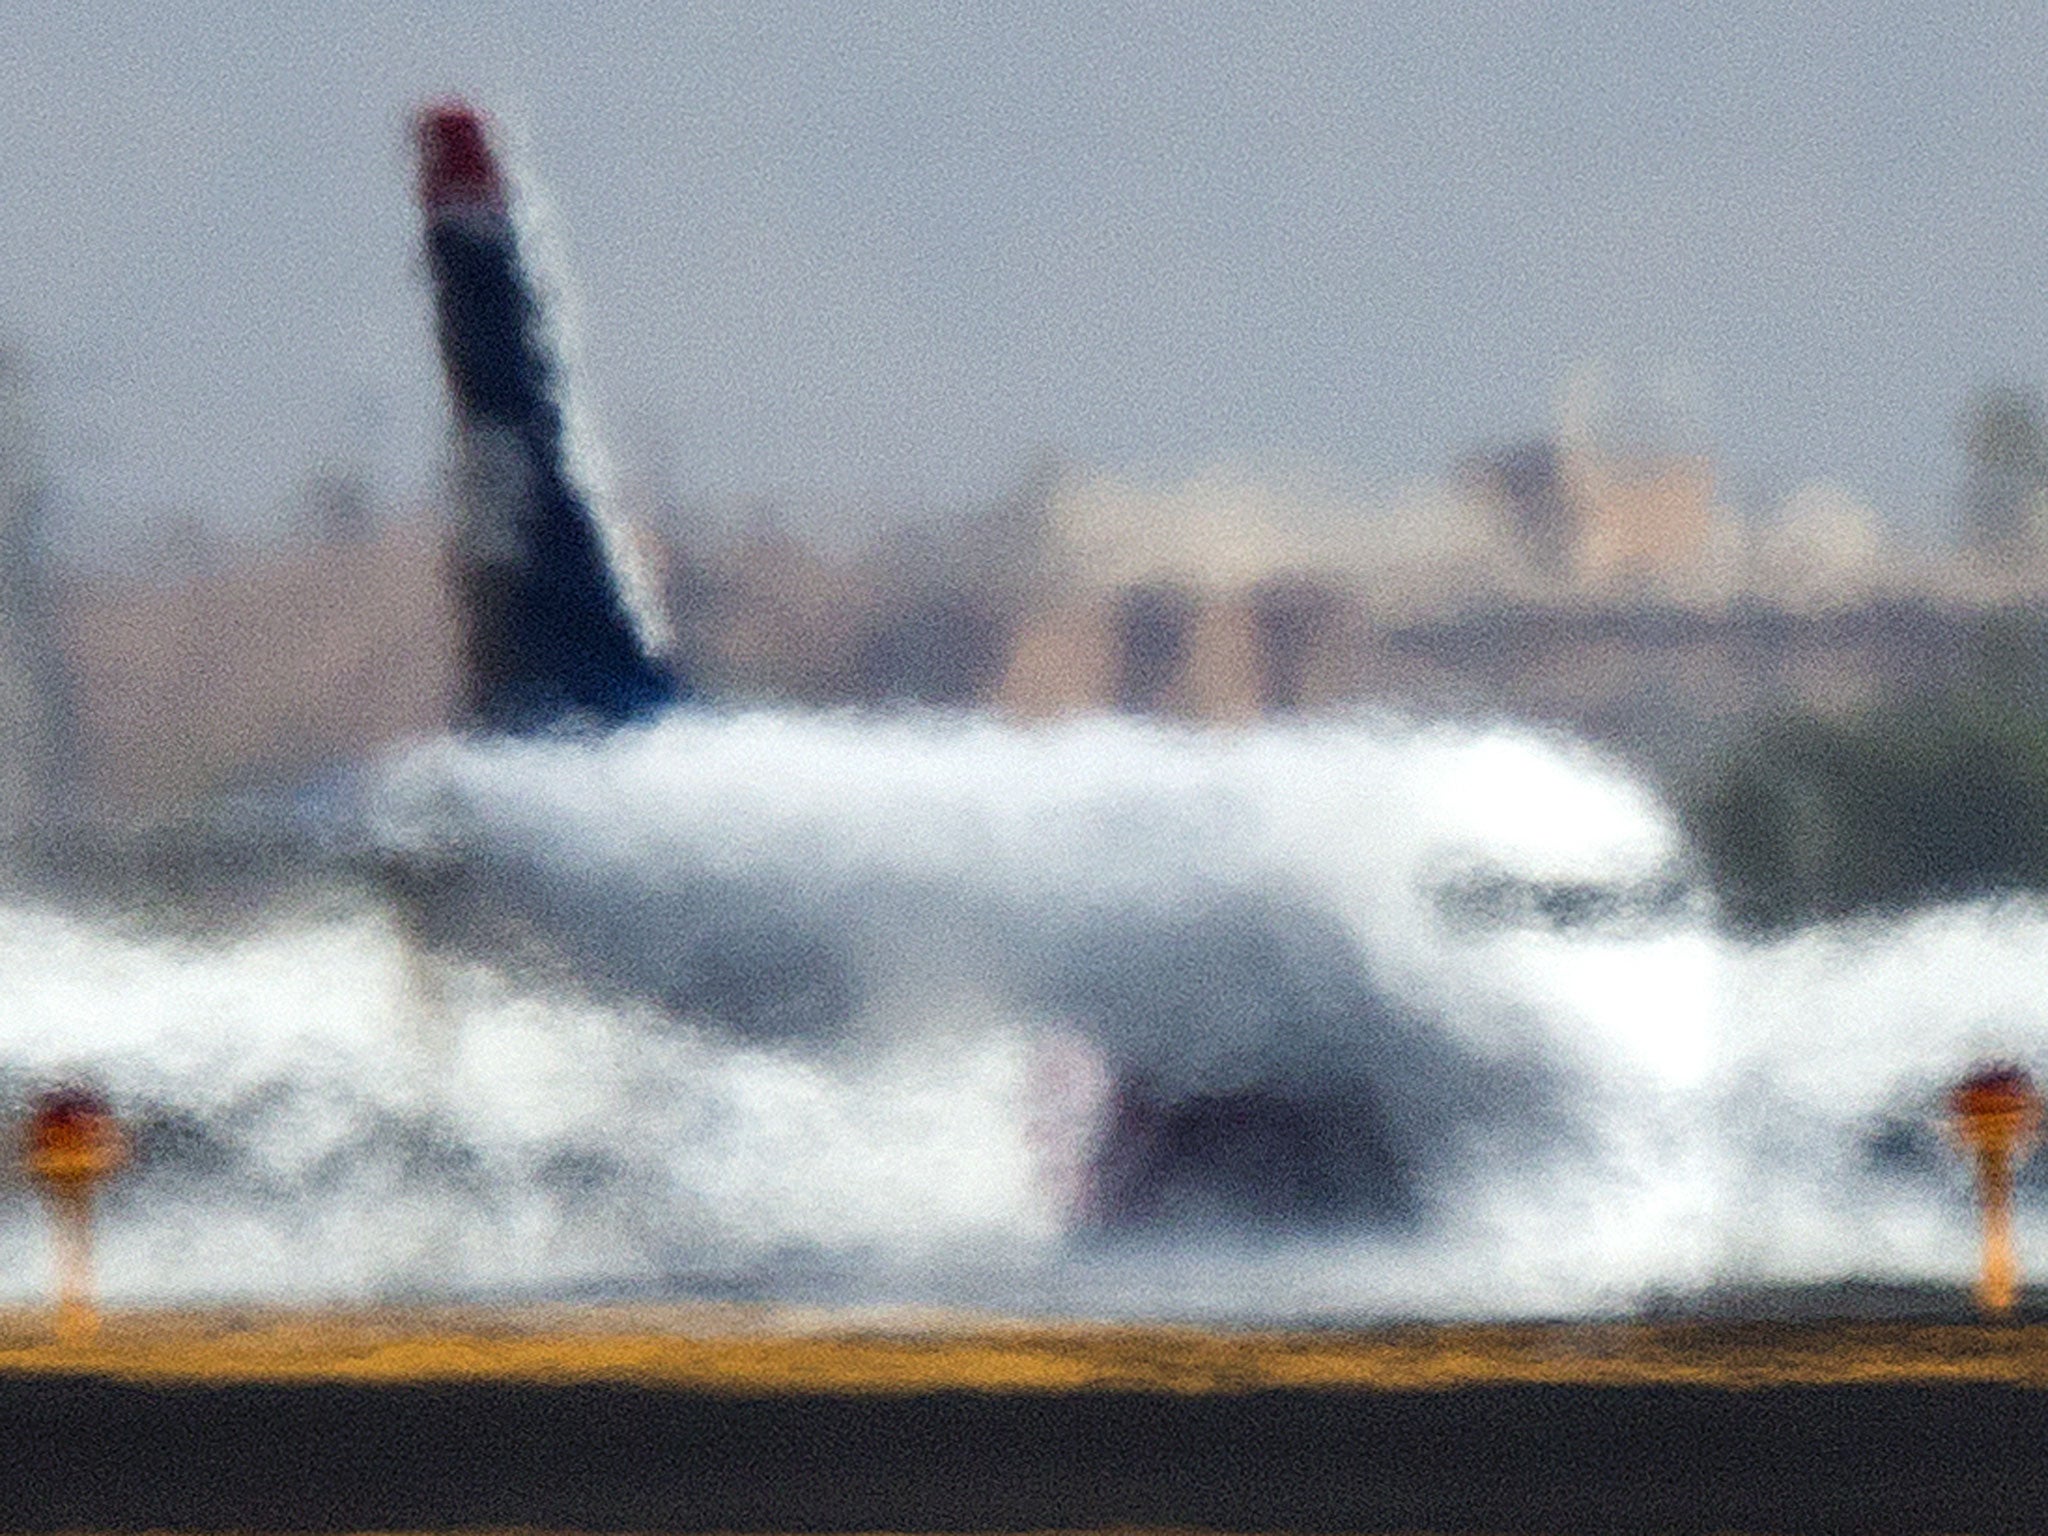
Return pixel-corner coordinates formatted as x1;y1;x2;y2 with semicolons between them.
22;431;2048;819
680;527;876;705
994;468;1518;721
1958;385;2048;561
1562;447;1721;589
633;455;2048;772
59;517;459;816
1469;440;1724;595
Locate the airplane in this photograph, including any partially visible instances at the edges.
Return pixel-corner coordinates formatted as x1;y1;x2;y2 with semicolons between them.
387;100;1705;1238
8;101;1702;1251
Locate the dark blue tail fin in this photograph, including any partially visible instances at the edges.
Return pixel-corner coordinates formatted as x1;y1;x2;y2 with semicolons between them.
416;102;680;733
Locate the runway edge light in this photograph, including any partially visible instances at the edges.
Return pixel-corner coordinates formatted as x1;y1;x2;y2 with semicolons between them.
23;1084;128;1344
1949;1061;2043;1317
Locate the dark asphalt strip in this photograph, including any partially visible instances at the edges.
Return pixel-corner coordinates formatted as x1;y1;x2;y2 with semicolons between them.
0;1378;2041;1532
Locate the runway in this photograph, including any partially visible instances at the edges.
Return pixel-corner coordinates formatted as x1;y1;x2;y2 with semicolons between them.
3;1309;2047;1532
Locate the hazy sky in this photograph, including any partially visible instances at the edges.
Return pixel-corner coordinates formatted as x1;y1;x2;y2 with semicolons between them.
6;2;2048;555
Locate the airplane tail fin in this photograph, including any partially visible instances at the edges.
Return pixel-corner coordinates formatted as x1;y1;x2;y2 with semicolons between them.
415;101;681;732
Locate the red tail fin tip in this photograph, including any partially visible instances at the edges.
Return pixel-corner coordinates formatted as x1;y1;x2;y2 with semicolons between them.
416;100;504;212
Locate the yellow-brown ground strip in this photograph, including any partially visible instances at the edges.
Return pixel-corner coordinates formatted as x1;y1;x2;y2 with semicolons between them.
3;1304;2048;1392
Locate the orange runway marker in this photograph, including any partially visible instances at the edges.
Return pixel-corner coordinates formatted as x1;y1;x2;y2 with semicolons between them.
22;1086;128;1345
1949;1061;2043;1317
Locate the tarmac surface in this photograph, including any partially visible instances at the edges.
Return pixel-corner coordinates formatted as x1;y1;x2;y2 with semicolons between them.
4;1306;2048;1532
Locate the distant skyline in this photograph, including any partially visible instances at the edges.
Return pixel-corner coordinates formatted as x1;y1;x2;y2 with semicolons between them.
7;2;2048;559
